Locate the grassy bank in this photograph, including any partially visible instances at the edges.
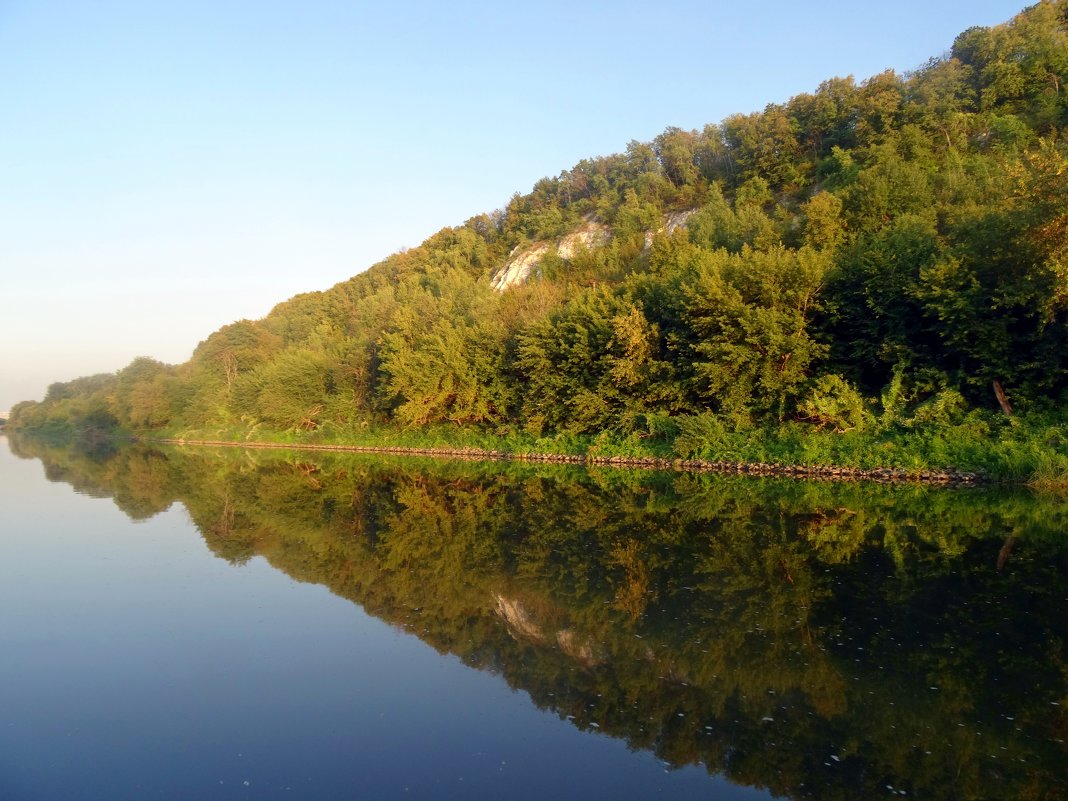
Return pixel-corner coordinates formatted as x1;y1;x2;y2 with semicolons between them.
143;409;1068;485
11;406;1065;486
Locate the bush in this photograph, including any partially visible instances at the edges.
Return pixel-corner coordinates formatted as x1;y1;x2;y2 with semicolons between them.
797;375;872;432
908;388;969;428
673;413;728;458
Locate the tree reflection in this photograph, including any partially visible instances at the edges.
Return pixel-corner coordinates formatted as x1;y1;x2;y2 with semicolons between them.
10;433;1068;800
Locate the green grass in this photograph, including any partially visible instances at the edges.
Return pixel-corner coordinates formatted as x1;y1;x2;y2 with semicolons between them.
156;422;656;459
1027;451;1068;492
133;409;1068;484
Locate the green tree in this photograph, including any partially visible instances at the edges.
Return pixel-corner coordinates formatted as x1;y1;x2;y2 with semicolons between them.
378;270;514;427
682;246;831;416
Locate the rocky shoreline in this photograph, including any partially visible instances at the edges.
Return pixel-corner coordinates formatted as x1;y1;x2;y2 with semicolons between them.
156;438;983;485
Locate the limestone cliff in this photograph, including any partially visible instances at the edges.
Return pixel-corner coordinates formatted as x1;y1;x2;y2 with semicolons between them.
489;211;696;291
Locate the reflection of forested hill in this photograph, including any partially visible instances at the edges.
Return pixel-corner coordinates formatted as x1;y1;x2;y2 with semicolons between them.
11;434;1068;801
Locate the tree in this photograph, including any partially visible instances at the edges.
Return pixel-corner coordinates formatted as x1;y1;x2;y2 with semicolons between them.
682;246;831;416
823;215;946;390
653;126;699;188
378;270;513;427
191;320;282;392
915;142;1068;406
721;105;803;189
517;288;680;434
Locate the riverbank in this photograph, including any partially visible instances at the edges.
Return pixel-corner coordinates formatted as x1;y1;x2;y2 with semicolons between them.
157;437;983;485
13;409;1067;487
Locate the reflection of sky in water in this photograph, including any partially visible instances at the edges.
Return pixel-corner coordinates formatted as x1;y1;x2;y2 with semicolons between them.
0;443;766;801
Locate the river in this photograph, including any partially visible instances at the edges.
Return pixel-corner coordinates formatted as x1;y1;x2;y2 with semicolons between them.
2;434;1066;800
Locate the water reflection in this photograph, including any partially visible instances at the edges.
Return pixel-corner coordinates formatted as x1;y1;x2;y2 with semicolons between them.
9;434;1068;800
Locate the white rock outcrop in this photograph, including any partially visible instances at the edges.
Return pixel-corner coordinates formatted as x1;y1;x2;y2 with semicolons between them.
490;219;611;292
489;210;697;291
556;220;611;260
491;243;550;291
643;208;698;250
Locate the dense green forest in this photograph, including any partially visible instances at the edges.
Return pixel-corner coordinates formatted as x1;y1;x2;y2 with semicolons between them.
11;2;1068;479
10;436;1068;800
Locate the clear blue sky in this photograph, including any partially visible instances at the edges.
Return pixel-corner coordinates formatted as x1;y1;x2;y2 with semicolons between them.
0;0;1028;413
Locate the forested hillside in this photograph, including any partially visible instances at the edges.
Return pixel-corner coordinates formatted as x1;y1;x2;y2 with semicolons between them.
12;1;1068;478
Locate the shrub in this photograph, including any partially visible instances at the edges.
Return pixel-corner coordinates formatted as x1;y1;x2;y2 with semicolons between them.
797;375;872;432
673;413;728;458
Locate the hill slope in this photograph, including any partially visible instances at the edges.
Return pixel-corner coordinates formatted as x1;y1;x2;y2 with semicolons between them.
11;1;1068;477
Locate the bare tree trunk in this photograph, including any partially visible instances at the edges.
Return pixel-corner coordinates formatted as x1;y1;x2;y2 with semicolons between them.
220;350;238;390
993;379;1013;417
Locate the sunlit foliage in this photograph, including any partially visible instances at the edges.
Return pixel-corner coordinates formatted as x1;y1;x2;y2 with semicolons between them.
10;2;1068;471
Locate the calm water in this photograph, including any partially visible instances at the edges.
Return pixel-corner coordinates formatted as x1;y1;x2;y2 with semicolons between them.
2;435;1067;800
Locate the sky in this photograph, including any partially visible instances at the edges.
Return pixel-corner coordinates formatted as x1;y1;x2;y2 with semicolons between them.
0;0;1030;413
